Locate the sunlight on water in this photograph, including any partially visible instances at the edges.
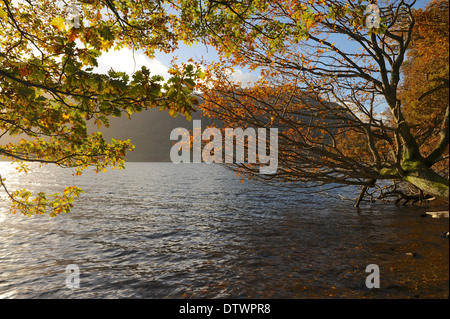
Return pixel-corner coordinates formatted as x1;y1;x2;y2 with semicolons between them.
0;162;15;208
0;161;15;172
0;161;17;183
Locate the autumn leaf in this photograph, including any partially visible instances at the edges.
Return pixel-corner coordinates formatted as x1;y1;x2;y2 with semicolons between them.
0;0;204;216
0;7;7;20
177;0;449;203
51;16;66;31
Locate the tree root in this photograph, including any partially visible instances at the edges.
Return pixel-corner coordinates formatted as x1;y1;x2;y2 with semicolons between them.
354;181;438;207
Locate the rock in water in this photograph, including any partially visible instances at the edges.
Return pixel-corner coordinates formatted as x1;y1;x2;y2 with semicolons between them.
424;211;449;218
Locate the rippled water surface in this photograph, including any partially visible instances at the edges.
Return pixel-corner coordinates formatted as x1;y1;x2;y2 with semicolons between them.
0;162;448;298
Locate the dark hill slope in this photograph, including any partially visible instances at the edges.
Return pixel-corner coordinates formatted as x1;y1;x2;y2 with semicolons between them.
90;108;216;162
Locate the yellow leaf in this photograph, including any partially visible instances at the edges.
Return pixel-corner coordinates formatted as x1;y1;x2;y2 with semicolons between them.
0;7;7;20
51;17;66;31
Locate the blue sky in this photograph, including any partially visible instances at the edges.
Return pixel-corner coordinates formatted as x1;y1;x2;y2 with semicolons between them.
93;0;431;86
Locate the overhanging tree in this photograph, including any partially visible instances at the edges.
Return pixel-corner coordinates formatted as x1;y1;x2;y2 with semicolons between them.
399;0;449;187
179;0;449;205
0;0;203;216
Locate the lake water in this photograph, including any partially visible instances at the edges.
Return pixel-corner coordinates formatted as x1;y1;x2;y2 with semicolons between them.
0;162;448;298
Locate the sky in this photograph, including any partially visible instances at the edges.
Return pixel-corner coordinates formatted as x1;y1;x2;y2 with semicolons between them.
93;43;261;87
91;0;431;86
8;0;261;85
9;0;433;90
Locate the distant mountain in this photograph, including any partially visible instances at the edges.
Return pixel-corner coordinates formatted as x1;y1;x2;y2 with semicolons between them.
89;107;216;162
2;92;342;163
1;107;216;162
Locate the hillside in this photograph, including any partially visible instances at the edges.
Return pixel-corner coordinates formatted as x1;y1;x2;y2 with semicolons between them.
90;107;216;162
1;107;216;163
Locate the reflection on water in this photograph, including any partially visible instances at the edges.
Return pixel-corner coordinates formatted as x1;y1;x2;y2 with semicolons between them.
0;162;448;298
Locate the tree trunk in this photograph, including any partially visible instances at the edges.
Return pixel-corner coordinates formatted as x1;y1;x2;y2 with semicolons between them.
355;185;369;208
402;160;449;203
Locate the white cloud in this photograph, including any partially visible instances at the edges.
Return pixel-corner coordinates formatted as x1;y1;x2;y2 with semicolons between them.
90;47;260;90
198;67;261;93
94;48;169;79
228;69;261;88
